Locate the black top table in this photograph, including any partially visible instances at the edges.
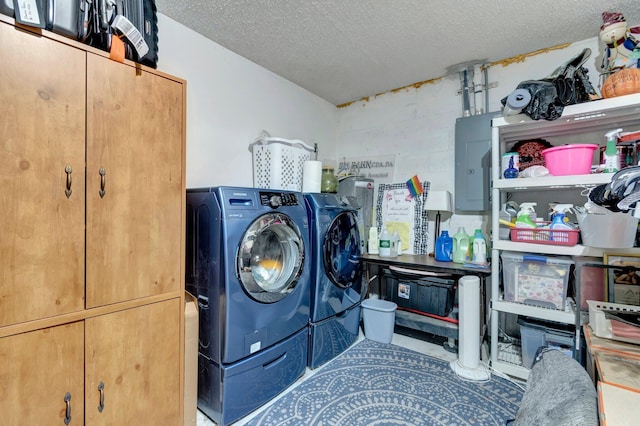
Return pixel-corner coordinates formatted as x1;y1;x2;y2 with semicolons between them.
362;254;491;344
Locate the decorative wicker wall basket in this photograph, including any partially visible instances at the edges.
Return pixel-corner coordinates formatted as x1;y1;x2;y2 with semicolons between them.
602;68;640;98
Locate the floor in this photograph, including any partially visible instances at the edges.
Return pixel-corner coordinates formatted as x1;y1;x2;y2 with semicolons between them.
196;328;460;426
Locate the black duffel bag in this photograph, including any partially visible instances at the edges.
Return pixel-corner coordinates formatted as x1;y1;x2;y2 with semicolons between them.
501;48;599;121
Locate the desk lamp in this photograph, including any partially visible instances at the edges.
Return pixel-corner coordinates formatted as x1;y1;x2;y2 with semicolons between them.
424;190;452;255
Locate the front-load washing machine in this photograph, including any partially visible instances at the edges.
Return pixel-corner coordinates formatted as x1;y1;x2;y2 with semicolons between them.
186;187;310;425
304;193;365;369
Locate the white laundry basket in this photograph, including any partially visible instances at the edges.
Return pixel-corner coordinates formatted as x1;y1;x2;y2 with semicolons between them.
249;136;314;191
361;298;397;344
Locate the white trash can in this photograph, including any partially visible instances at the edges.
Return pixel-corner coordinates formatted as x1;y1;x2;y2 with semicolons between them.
361;298;397;344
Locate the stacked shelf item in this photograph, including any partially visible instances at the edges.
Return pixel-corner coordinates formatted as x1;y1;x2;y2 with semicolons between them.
490;93;640;380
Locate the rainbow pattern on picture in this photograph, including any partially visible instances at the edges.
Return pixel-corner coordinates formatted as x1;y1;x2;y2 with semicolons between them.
406;175;423;198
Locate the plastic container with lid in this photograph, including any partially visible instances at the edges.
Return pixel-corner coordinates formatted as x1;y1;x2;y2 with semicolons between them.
320;167;338;193
501;251;574;310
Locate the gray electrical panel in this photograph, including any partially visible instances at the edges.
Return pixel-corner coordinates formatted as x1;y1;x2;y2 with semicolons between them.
454;112;499;212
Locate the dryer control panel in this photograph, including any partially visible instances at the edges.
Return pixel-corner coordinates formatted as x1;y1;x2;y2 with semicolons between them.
260;191;299;208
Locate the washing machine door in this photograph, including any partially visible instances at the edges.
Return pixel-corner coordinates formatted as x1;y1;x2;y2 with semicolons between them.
237;212;305;303
323;211;363;288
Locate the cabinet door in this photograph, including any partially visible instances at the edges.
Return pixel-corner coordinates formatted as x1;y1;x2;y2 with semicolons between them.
85;54;184;307
85;299;181;424
0;322;85;424
0;23;86;326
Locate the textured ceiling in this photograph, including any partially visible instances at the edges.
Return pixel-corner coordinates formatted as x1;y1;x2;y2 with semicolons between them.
155;0;640;105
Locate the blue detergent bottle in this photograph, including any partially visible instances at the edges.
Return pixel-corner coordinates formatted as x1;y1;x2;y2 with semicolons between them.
435;230;453;262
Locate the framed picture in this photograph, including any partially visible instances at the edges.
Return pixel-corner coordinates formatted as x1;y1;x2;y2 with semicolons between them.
375;181;430;255
604;253;640;305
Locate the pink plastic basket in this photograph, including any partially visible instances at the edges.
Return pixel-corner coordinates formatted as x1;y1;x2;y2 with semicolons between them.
510;226;580;246
541;144;598;176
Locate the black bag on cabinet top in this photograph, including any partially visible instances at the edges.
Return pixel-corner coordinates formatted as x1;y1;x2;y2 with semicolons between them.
86;0;158;68
0;0;91;41
0;0;158;68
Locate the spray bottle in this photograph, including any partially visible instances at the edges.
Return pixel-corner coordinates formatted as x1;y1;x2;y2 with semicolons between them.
603;128;623;173
549;204;576;243
549;204;576;230
515;202;537;229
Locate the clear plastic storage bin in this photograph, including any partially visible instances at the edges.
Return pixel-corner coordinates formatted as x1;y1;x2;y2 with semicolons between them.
501;252;574;310
518;317;574;368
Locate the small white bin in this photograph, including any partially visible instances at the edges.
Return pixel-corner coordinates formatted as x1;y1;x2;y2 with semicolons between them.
249;136;314;191
361;298;397;344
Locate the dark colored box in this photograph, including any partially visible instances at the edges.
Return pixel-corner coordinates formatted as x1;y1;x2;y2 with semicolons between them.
383;268;456;317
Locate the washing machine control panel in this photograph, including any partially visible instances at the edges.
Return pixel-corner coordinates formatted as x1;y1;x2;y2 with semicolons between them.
259;191;299;208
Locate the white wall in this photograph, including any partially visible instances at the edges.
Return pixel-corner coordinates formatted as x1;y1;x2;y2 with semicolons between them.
154;12;604;253
337;37;603;252
156;14;339;189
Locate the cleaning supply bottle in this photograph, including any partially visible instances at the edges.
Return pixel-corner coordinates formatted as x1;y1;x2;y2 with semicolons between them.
452;227;470;263
392;230;401;256
435;230;453;262
471;229;487;264
503;155;519;179
379;226;391;257
389;229;398;257
549;204;576;242
499;201;519;239
603;128;623;173
368;227;379;255
549;204;575;229
515;203;538;229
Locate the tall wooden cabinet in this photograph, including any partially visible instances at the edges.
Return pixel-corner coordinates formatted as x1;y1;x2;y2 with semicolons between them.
0;17;186;425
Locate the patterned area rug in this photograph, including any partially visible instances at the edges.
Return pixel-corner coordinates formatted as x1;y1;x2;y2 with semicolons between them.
246;339;523;426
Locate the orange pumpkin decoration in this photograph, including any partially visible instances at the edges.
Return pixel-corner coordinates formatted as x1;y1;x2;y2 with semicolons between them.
602;68;640;98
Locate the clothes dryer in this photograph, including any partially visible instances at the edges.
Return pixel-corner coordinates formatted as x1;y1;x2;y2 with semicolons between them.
304;193;365;369
186;187;310;425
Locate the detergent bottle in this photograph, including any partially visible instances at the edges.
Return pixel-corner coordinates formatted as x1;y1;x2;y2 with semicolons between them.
603;128;623;173
515;203;537;229
499;201;519;239
452;227;470;264
471;229;487;264
435;230;453;262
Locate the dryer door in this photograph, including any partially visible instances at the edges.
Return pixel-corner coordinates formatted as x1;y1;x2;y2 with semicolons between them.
323;211;363;289
237;213;304;303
